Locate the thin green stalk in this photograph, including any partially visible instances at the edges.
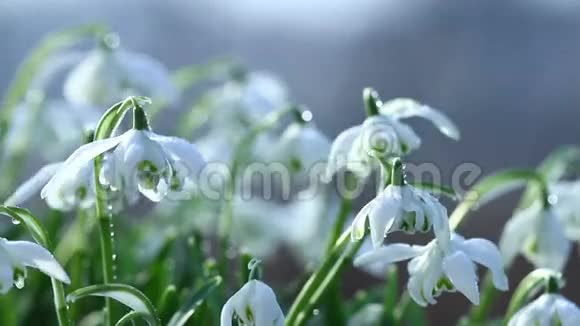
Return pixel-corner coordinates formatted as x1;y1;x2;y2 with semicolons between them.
286;231;363;326
325;197;352;255
51;278;71;326
468;275;498;323
94;157;115;326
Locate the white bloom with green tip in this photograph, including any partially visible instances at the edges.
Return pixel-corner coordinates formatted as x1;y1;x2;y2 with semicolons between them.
0;238;70;293
351;184;450;248
324;99;459;181
499;202;571;271
221;280;285;326
272;122;330;174
354;233;508;306
508;293;580;326
41;128;205;203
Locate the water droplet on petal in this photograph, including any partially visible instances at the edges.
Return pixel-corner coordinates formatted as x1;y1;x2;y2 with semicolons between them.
11;218;21;225
312;309;320;316
548;194;558;205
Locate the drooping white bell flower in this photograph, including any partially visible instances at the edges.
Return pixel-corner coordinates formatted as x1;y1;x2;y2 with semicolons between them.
351;183;450;249
324;98;459;181
64;47;177;107
354;233;508;306
271;121;331;176
41;124;205;203
208;72;289;133
499;202;571;271
221;279;285;326
508;293;580;326
0;238;70;293
550;180;580;241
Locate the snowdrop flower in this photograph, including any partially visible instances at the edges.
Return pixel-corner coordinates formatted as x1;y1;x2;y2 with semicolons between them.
351;181;450;249
208;72;289;131
64;46;176;107
221;280;285;326
0;238;70;293
550;180;580;240
41;108;205;203
354;233;508;306
325;95;459;181
271;120;331;176
508;293;580;326
499;202;571;271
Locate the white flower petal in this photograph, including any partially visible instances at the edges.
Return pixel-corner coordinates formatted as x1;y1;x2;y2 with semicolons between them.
368;189;401;247
247;281;285;326
351;200;375;241
499;205;537;265
0;247;14;294
148;132;206;175
442;251;479;305
64;49;124;106
41;135;125;199
380;98;460;140
324;125;361;182
553;295;580;326
354;243;425;268
460;238;508;291
5;163;62;206
530;211;571;271
408;274;428;307
2;240;70;284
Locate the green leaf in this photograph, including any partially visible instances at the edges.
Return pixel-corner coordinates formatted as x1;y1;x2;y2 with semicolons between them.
93;96;151;141
167;276;222;326
0;24;106;141
115;311;151;326
448;169;546;230
67;284;160;326
504;269;563;323
0;205;50;247
381;266;399;325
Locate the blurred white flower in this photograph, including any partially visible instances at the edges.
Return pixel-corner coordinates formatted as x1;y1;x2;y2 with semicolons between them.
230;196;290;259
508;293;580;326
270;121;330;176
208;72;289;132
0;238;70;294
41;128;205;203
4;99;100;161
221;279;284;326
64;48;177;107
354;233;508;306
351;184;450;249
499;202;571;271
550;180;580;240
324;99;459;181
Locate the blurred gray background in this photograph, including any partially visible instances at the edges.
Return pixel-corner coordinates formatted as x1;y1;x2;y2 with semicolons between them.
1;0;579;324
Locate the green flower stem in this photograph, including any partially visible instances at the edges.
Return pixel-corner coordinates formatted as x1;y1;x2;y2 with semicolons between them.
50;278;71;326
94;157;115;326
286;230;364;326
324;195;353;255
